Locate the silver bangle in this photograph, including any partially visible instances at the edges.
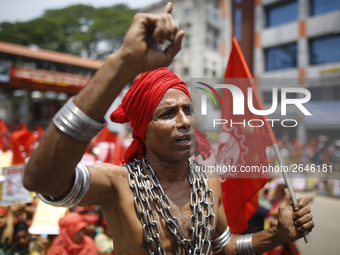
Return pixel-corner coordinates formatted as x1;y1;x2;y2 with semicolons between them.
236;234;256;255
37;162;91;208
211;227;231;254
53;98;105;141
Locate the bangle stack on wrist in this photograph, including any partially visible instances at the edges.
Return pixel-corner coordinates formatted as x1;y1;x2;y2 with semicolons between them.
53;98;105;141
37;162;91;208
211;227;231;254
236;234;256;255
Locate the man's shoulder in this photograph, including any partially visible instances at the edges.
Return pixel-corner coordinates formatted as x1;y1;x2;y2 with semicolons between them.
89;163;128;179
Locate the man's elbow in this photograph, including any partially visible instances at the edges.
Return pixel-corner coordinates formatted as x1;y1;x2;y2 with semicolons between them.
23;164;42;192
23;173;38;192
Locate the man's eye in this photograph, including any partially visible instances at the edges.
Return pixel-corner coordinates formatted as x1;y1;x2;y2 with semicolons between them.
160;112;173;118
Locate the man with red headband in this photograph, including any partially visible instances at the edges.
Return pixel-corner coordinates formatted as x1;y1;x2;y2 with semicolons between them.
24;2;314;255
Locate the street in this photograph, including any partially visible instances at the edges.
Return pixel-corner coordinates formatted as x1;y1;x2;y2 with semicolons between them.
296;192;340;255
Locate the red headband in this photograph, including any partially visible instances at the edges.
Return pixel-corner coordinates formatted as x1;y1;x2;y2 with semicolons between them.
110;67;211;163
0;207;7;216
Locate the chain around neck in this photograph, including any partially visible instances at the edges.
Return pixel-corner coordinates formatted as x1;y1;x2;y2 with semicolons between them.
124;158;216;255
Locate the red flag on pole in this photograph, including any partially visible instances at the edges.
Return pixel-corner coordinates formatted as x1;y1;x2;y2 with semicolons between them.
218;37;277;233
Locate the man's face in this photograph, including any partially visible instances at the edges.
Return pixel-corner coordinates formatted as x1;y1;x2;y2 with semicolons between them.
72;228;85;244
145;89;197;162
14;230;30;249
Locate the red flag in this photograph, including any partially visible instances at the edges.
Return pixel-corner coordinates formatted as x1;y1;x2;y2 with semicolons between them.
91;126;119;163
0;119;9;151
218;37;276;233
9;125;35;165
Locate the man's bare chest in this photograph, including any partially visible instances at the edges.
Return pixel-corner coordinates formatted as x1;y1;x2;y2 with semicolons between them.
106;159;216;255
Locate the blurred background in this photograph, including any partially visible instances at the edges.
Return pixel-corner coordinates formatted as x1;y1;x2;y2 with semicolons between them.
0;0;339;254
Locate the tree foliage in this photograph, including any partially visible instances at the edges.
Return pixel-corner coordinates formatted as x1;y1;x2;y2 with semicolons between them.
0;4;136;59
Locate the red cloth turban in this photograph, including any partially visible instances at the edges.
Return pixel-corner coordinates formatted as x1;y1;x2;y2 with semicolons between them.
0;207;7;216
110;67;211;163
59;212;86;237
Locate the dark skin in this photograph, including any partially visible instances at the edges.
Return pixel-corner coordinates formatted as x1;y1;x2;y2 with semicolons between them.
72;228;85;244
14;230;30;249
23;2;314;255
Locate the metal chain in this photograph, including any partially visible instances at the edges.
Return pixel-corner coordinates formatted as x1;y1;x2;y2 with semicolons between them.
124;158;216;255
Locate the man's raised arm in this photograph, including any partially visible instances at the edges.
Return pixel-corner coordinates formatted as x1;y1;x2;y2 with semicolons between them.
23;2;185;204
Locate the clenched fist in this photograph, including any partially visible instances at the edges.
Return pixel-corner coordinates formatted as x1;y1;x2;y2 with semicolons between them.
117;2;185;74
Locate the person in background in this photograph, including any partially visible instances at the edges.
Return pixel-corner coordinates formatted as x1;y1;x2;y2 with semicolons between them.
94;219;114;254
9;204;27;225
47;212;99;255
76;206;100;239
0;206;13;253
7;222;47;255
242;187;272;234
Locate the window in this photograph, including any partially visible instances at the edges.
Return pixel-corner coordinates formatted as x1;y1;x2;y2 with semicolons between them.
309;86;339;101
204;68;208;76
184;8;191;17
183;67;190;76
266;0;298;27
184;35;190;48
311;0;340;15
263;90;297;103
206;26;219;51
265;43;297;71
234;8;242;41
310;35;340;65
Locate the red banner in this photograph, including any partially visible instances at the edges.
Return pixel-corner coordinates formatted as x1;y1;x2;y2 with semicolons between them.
10;66;91;88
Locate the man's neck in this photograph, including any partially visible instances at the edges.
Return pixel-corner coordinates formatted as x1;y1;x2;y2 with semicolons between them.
145;153;189;185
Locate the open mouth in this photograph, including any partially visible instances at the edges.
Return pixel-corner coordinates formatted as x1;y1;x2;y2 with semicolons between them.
176;136;191;143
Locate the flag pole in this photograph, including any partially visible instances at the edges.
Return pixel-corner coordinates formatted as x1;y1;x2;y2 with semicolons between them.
272;143;311;243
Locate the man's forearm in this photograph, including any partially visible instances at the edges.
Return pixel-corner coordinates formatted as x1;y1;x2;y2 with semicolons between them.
223;228;282;255
252;227;282;254
24;51;138;197
73;50;139;121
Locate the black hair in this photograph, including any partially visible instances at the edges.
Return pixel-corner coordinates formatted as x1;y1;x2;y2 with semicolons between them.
14;222;29;235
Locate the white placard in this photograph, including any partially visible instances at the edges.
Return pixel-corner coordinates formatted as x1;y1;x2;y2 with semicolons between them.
29;199;68;235
1;165;32;206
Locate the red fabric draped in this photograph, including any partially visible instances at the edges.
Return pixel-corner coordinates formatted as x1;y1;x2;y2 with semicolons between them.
47;213;99;255
110;67;211;163
9;125;35;165
220;37;271;233
0;119;8;151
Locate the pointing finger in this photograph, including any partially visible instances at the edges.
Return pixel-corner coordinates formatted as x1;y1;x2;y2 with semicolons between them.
163;2;173;14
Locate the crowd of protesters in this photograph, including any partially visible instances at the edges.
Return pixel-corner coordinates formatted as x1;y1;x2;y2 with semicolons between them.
0;120;126;255
267;135;340;172
0;119;327;254
0;202;114;255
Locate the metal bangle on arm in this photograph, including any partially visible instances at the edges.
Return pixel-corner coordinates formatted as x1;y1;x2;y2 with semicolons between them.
236;234;256;255
37;162;90;208
37;97;104;207
53;97;105;141
211;226;231;254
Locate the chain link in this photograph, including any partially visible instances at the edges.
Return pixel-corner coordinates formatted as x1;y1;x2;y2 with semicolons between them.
124;158;216;255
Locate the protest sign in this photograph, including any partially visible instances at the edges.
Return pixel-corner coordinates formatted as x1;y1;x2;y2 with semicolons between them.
0;164;32;206
29;198;68;235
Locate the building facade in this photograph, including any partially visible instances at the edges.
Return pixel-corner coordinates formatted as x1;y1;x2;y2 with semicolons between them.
141;0;232;84
0;41;103;129
253;0;340;143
